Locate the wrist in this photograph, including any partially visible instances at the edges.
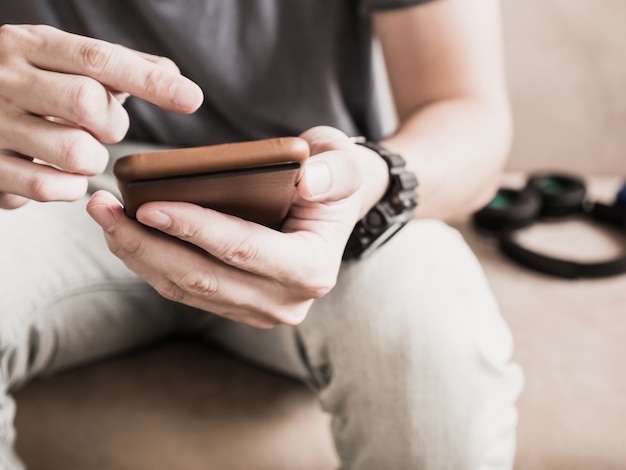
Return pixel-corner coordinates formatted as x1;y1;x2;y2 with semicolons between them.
343;139;419;260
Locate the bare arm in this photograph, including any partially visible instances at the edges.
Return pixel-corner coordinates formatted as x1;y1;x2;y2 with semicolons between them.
374;0;512;219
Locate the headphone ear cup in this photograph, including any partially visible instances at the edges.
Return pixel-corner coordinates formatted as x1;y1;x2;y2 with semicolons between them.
526;173;586;218
472;187;542;232
473;174;626;278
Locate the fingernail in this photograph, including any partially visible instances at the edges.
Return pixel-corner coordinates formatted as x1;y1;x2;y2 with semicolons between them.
170;80;203;111
138;210;171;229
89;205;116;233
305;160;331;197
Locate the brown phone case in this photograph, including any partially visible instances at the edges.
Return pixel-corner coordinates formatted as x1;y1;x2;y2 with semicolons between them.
113;137;309;229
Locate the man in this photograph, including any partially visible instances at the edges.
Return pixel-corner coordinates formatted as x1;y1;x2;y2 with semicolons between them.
0;1;523;468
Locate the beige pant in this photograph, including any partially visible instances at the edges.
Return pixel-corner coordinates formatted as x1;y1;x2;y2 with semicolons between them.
0;146;523;470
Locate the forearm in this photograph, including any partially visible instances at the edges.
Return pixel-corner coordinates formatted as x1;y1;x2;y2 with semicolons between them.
371;0;511;220
381;95;512;220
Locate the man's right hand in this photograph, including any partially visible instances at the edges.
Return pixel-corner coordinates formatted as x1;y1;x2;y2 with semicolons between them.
0;24;204;209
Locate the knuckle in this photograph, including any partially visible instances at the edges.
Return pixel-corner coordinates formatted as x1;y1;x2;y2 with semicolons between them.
177;271;219;298
76;40;114;75
220;237;258;266
0;24;29;49
302;275;336;299
58;132;108;175
69;79;107;128
125;239;146;258
0;24;17;41
56;132;88;173
154;279;188;304
141;67;170;97
302;277;335;299
25;172;54;202
292;264;337;299
112;237;145;259
300;126;349;153
177;221;203;242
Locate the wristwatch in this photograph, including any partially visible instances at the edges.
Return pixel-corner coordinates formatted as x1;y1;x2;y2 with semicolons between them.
343;139;419;260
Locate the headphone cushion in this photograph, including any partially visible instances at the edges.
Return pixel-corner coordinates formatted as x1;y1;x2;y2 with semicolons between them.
473;187;541;232
526;173;586;218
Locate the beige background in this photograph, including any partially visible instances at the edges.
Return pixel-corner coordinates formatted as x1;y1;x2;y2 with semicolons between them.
503;0;626;175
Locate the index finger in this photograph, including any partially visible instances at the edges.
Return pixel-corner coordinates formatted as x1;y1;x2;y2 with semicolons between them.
24;25;204;113
136;202;342;287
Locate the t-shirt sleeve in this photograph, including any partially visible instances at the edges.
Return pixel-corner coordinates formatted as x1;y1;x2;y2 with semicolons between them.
360;0;438;13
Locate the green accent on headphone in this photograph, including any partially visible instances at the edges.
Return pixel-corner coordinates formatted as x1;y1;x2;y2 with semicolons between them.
488;192;512;209
539;178;565;194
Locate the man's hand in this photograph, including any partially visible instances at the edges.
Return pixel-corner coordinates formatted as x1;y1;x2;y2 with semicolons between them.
0;24;203;209
86;126;389;328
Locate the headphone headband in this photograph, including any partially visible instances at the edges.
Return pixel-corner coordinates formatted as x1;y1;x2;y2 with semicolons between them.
473;174;626;279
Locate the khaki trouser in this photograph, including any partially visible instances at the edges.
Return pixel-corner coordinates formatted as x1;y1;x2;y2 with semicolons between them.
0;145;523;470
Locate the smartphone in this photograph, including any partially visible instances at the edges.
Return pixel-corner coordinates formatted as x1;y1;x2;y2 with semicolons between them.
113;137;309;229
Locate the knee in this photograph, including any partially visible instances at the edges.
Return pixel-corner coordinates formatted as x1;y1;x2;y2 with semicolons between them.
342;218;521;403
316;219;524;467
335;219;516;368
328;289;522;469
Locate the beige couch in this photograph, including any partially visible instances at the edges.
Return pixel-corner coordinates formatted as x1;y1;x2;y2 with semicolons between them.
13;1;626;469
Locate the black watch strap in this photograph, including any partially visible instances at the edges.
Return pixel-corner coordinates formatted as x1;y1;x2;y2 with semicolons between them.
343;139;419;260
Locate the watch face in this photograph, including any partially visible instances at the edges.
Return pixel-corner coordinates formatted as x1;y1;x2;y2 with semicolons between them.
363;207;388;233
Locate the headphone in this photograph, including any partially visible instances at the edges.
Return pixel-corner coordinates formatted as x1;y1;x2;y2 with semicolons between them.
472;173;626;279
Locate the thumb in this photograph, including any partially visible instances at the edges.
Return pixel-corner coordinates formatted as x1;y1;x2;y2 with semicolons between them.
298;151;362;203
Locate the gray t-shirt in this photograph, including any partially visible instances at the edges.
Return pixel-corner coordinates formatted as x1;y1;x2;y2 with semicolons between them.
3;0;432;146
